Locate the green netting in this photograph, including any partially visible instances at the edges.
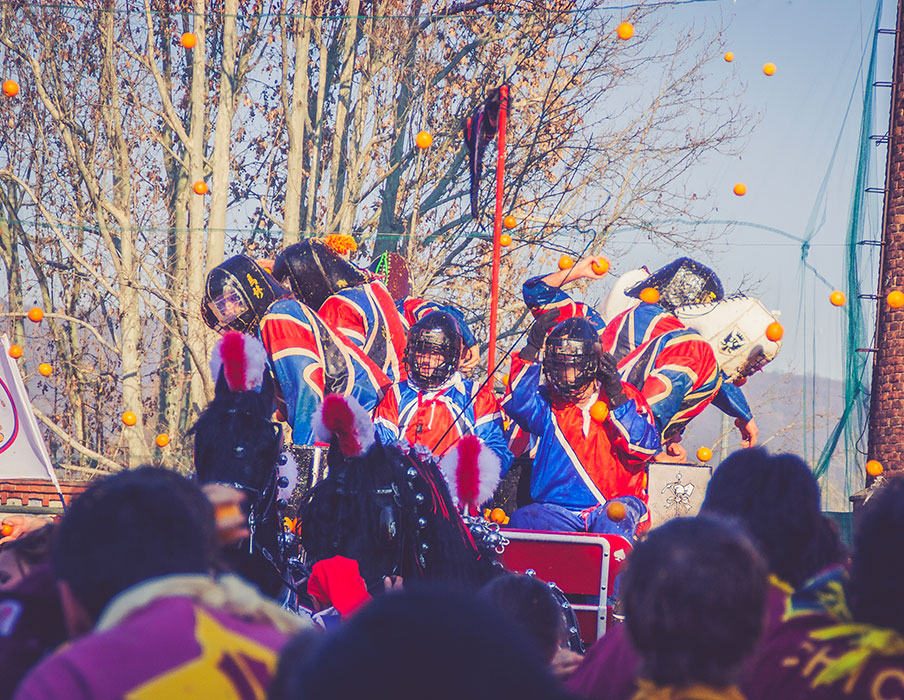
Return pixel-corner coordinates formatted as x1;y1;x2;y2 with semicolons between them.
808;1;882;506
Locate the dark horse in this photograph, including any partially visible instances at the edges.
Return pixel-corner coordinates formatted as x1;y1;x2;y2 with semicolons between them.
190;367;291;599
297;394;494;595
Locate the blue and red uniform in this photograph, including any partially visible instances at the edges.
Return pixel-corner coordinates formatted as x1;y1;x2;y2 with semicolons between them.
523;276;752;440
502;352;660;535
373;373;513;476
259;299;391;445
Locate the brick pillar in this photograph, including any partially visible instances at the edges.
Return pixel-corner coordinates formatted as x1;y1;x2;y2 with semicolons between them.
869;0;904;472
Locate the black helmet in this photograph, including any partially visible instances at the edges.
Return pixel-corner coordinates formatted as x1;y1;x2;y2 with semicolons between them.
273;240;368;310
202;254;289;334
542;318;601;401
405;312;464;390
626;257;723;311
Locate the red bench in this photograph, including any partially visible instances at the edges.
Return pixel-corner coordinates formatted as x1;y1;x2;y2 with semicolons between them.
498;530;632;645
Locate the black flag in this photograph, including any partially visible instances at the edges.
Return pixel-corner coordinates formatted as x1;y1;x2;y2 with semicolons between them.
462;87;506;220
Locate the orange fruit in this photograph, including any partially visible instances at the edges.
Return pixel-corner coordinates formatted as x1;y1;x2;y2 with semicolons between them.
865;460;884;477
121;411;137;426
415;131;433;149
724;51;735;62
180;32;197;49
0;523;12;537
733;182;747;196
616;22;634;40
8;345;23;359
558;255;574;270
2;79;19;97
501;373;510;386
27;307;44;323
763;62;777;76
592;258;610;275
193;180;208;195
829;290;846;307
887;290;904;309
500;233;512;247
733;376;747;387
155;433;170;447
38;363;52;376
765;322;784;342
696;446;713;463
606;501;627;521
639;287;660;304
590;400;609;422
490;508;507;524
503;215;517;229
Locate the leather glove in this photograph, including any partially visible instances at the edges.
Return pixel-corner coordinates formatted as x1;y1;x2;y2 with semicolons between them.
598;352;627;407
520;313;559;362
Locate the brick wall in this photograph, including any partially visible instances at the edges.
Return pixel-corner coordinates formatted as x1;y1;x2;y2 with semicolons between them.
869;4;904;471
0;480;91;512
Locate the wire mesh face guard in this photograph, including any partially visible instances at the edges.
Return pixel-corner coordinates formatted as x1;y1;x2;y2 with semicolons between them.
627;258;723;311
206;283;253;334
542;337;600;402
405;327;462;390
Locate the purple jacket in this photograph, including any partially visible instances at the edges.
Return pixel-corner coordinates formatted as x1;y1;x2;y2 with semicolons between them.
15;596;290;700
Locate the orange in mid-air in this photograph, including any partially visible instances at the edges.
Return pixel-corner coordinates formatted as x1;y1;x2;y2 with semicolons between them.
2;79;19;97
733;182;747;196
38;363;52;376
155;433;170;447
887;290;904;308
829;290;846;307
590;401;609;422
865;460;884;477
616;22;634;40
639;287;660;304
606;501;627;521
558;255;574;270
415;131;433;149
503;215;517;229
500;233;512;247
765;322;784;342
696;446;713;463
724;51;735;62
763;62;777;76
8;345;23;359
27;307;44;323
592;258;610;275
193;180;208;195
122;411;137;426
180;32;197;49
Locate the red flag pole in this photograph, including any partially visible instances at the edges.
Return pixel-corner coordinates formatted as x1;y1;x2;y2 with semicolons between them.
486;85;509;382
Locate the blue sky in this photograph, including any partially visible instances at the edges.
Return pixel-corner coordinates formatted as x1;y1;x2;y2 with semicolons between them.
577;0;895;383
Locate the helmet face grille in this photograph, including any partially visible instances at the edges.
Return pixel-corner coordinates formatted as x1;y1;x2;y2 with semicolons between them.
202;255;285;334
405;317;462;390
542;337;599;401
626;257;724;311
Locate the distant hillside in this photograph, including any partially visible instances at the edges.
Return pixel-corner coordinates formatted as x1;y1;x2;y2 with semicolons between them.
681;372;863;511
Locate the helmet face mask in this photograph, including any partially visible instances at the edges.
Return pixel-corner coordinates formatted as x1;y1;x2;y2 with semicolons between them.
202;255;287;334
541;318;601;402
405;314;463;391
627;257;724;312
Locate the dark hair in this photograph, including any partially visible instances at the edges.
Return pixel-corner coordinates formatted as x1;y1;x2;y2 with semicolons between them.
51;466;217;620
848;475;904;634
622;516;767;688
622;516;767;687
701;448;821;587
276;587;564;700
480;573;565;663
2;522;55;567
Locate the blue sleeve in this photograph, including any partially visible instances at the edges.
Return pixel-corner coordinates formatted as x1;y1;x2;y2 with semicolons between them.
609;396;662;464
710;378;753;422
522;276;606;334
475;410;514;479
438;305;477;347
501;359;551;436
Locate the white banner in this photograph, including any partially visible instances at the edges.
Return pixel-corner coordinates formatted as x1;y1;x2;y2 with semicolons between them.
0;335;63;492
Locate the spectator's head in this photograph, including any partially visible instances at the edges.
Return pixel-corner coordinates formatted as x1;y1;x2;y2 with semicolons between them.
848;475;904;635
701;448;822;587
52;467;217;633
0;523;54;591
622;516;767;688
277;587;564;700
480;573;566;663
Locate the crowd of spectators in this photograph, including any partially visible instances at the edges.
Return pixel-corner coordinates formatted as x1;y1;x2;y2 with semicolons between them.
0;449;901;700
